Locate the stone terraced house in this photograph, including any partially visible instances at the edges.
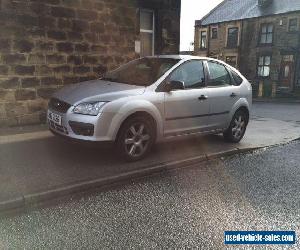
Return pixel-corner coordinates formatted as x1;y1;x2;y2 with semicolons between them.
194;0;300;97
0;0;181;126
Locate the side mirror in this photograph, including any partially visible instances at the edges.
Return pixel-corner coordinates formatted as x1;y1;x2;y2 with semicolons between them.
165;80;185;92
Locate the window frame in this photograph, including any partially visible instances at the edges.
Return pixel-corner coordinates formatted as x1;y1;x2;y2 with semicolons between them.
225;56;238;68
200;30;208;49
205;60;233;88
157;60;207;91
211;26;218;39
226;27;239;48
257;54;272;78
259;23;274;45
140;9;155;56
288;18;298;32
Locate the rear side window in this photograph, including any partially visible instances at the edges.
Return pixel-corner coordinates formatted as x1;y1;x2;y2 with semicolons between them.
207;61;231;87
231;70;243;85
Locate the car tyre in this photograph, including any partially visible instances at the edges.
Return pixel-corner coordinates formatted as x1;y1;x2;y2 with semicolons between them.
223;110;248;143
116;116;156;162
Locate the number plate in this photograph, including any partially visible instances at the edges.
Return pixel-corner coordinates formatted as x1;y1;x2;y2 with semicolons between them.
48;110;62;126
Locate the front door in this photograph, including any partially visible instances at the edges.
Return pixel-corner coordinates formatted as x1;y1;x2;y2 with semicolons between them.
163;60;210;136
280;55;294;89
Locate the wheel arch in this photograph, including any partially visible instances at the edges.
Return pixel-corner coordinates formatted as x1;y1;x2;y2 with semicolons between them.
115;111;158;141
236;106;250;124
109;100;164;142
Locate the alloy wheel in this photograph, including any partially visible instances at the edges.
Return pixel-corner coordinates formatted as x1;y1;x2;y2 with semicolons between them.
232;115;246;140
124;123;151;157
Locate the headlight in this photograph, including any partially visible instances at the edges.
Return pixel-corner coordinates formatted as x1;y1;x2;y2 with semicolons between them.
73;102;107;116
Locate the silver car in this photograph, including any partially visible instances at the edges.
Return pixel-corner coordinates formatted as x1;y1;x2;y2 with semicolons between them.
48;55;252;161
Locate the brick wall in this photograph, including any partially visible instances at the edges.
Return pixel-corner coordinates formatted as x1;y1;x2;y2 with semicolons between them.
0;0;180;126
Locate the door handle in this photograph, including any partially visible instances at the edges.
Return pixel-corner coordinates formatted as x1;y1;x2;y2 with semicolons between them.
198;95;208;100
230;92;237;98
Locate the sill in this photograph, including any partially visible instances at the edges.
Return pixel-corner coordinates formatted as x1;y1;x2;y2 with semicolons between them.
287;31;298;34
257;43;273;47
256;76;271;80
226;45;239;49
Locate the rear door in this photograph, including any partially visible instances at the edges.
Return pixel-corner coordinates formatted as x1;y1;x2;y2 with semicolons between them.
163;60;209;136
205;60;240;130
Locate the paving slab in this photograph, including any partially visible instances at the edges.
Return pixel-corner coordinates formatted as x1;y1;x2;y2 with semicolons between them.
0;116;299;212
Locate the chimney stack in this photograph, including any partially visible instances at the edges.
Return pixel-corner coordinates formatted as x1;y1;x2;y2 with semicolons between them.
258;0;273;7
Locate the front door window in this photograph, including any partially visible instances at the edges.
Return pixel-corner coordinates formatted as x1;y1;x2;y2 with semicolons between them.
169;60;205;89
280;55;294;88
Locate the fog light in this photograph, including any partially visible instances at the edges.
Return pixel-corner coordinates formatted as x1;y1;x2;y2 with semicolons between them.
69;121;94;136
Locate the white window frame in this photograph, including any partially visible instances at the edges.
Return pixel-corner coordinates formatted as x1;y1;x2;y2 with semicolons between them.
211;26;218;39
198;28;208;49
225;54;238;68
288;17;298;32
260;23;273;44
257;55;271;77
140;9;155;56
226;26;239;48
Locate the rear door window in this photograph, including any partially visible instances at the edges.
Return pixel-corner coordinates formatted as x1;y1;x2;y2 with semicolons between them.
231;70;243;85
207;61;231;87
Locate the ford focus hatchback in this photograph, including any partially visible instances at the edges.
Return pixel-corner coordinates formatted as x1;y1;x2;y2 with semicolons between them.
48;55;252;161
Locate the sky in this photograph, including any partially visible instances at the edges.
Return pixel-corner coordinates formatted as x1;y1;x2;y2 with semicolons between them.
180;0;223;51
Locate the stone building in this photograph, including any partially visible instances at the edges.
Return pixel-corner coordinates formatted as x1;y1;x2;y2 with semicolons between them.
0;0;181;126
194;0;300;97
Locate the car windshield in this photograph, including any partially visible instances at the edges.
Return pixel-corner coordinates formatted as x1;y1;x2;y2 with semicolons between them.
101;58;180;86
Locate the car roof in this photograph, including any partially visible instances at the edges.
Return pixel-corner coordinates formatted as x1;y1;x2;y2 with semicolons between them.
146;55;227;64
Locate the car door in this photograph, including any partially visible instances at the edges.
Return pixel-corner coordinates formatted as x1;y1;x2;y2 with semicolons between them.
163;60;210;136
205;60;240;130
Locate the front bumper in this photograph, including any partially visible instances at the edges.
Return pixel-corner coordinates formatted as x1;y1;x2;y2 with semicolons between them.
47;107;119;142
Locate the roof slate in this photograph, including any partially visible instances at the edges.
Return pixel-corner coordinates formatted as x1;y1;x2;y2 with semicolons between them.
197;0;300;26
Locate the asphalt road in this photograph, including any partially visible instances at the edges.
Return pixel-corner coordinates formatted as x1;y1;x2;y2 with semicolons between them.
0;141;299;249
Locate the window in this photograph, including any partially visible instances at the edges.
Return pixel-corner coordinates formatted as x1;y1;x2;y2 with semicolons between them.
140;10;154;56
169;60;205;89
225;56;237;68
260;24;273;44
207;61;231;86
231;70;243;85
211;27;218;39
288;18;298;32
284;65;290;78
102;58;179;86
227;27;238;48
200;31;207;49
257;55;271;77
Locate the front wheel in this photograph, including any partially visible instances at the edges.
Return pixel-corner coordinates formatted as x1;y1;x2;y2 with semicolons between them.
116;116;155;161
223;110;248;143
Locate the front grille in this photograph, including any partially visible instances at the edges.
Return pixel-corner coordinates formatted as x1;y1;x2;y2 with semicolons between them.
49;121;68;134
48;98;71;113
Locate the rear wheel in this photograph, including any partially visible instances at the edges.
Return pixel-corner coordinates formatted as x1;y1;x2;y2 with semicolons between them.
116;116;155;161
223;110;248;143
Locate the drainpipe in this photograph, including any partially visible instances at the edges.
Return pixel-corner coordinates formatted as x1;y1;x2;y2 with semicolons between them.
207;25;210;57
293;28;300;92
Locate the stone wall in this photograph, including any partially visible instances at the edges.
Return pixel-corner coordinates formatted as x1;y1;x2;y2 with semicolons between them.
240;13;300;87
194;20;241;62
195;12;300;95
0;0;180;126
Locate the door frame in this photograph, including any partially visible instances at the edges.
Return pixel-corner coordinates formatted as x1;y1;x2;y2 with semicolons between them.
279;54;295;90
